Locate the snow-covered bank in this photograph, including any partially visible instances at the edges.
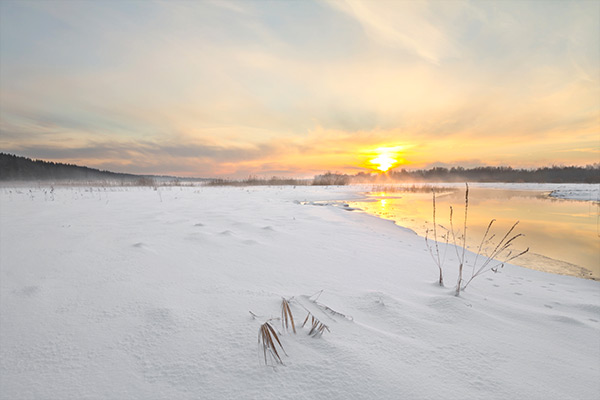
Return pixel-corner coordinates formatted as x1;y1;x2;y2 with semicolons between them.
360;182;600;202
469;182;598;202
470;182;599;202
548;184;599;202
1;186;598;399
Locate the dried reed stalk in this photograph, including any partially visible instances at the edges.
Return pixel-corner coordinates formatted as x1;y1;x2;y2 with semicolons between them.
258;322;287;365
461;221;529;290
281;298;296;334
425;190;449;286
302;312;330;337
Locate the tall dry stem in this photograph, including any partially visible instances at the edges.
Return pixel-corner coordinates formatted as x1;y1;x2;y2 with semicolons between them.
455;183;469;296
425;190;447;286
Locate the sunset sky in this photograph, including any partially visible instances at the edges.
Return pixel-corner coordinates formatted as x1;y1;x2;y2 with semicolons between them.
1;0;598;178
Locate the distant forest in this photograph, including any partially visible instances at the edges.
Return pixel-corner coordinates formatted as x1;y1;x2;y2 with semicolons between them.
356;164;600;184
0;152;598;183
0;153;213;184
0;152;145;182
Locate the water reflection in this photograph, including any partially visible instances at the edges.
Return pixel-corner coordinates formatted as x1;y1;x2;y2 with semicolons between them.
349;188;600;280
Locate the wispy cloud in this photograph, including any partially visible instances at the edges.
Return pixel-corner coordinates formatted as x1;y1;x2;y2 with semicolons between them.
325;0;461;63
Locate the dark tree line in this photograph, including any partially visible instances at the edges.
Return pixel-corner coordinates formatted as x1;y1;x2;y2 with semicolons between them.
323;165;599;184
384;165;599;183
0;153;140;181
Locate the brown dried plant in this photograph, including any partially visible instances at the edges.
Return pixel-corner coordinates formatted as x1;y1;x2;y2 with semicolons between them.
281;298;296;334
450;183;470;296
302;312;330;337
258;322;287;365
461;220;529;291
425;190;449;286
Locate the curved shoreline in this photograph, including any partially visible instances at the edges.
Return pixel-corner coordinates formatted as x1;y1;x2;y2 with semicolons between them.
340;184;599;281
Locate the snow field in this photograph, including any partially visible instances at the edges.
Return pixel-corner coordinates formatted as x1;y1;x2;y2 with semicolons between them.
0;185;598;399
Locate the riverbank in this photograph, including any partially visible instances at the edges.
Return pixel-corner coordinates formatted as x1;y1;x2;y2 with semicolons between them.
345;183;599;280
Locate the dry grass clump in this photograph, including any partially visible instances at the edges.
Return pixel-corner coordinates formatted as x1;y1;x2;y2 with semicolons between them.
302;313;330;337
207;176;309;186
372;184;458;193
258;322;287;365
255;293;342;366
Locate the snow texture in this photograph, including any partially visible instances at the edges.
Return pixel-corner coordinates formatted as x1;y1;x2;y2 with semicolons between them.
0;185;598;399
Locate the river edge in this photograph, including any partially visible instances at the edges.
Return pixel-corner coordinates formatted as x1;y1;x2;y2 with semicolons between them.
329;184;599;281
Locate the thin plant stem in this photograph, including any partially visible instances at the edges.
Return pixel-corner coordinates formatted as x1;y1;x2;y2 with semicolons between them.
432;190;444;286
472;219;496;277
456;183;469;296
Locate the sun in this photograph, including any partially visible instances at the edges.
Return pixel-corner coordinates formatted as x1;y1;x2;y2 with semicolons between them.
367;146;406;172
370;153;397;172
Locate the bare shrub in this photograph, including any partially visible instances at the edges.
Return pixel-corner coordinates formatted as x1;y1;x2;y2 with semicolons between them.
207;176;309;186
134;177;156;186
312;172;350;186
372;184;458;193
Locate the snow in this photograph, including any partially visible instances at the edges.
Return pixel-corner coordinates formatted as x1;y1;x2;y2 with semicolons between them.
1;185;598;399
547;184;600;202
364;182;600;202
470;182;599;202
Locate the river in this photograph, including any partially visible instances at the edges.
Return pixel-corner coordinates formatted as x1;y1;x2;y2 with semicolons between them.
347;186;600;280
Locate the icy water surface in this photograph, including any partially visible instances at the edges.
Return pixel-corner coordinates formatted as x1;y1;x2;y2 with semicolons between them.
348;188;600;280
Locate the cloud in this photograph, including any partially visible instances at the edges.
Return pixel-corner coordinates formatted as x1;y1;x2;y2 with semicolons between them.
325;0;462;63
6;139;281;164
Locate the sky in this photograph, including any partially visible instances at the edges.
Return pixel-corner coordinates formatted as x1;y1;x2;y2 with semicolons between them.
1;0;599;178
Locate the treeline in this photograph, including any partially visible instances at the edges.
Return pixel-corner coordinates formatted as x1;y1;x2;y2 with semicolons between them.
0;152;144;181
211;166;599;187
0;153;198;184
386;165;600;183
348;165;599;183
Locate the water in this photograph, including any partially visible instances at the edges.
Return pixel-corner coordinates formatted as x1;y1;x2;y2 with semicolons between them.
348;187;600;280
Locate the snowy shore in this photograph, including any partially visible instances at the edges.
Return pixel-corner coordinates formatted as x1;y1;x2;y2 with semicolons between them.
1;185;598;399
